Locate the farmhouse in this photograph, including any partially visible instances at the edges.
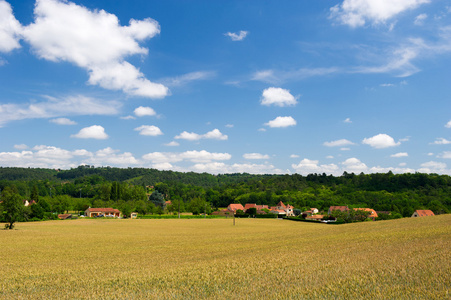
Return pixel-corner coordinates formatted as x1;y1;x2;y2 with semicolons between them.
411;210;435;217
353;208;378;221
85;208;121;218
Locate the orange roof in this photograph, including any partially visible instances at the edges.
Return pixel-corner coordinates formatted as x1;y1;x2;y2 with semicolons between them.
86;208;120;213
306;215;324;220
228;204;244;211
277;201;287;208
414;210;435;217
353;208;378;218
329;206;349;212
244;203;258;210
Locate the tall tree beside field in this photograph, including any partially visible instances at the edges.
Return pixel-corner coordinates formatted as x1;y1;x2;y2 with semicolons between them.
1;187;24;229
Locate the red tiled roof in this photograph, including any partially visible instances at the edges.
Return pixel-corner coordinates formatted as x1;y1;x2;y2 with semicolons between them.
414;210;435;217
228;204;244;212
306;215;324;220
329;206;349;212
86;208;120;213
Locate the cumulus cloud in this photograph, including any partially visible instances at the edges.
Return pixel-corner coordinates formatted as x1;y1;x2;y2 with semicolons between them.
17;0;168;98
0;145;142;168
190;162;287;175
264;116;296;128
432;138;451;145
243;153;270;160
292;158;339;175
224;30;248;41
323;139;355;147
0;95;120;127
260;87;298;107
134;106;156;117
142;150;231;164
225;124;234;128
417;161;448;174
290;154;300;158
330;0;430;28
50;117;77;125
391;152;409;158
438;151;451;159
341;157;368;173
71;125;108;139
344;118;352;123
175;129;228;141
445;120;451;128
0;0;22;53
134;125;163;136
362;133;400;149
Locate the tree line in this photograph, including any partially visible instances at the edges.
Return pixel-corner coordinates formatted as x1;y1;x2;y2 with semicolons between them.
1;167;450;228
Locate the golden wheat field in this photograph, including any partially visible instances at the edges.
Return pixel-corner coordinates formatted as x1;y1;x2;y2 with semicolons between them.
0;215;450;299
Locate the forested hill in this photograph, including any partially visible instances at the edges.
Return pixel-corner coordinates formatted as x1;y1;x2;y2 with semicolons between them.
0;166;266;188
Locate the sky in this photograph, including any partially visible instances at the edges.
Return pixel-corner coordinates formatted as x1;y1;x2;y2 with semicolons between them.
0;0;450;175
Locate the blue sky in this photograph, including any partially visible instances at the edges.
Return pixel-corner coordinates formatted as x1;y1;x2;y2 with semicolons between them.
0;0;450;175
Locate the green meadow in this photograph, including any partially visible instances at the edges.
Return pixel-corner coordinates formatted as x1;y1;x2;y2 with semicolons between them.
1;215;449;299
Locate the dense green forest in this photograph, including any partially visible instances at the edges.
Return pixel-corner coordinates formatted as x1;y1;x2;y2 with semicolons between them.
1;166;450;222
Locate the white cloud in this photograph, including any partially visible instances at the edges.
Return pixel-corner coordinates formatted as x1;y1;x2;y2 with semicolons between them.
326;155;334;159
341;157;368;174
340;147;351;151
432;138;451;145
134;106;156;117
14;144;28;150
323;139;355;147
0;145;143;168
224;30;248;41
391;152;409;158
362;133;400;149
134;125;163;136
50;117;77;125
414;13;428;25
344;118;352;123
380;83;395;87
19;0;168;98
290;154;300;158
160;71;216;87
264;116;296;128
0;95;120;127
292;158;339;175
225;124;234;128
71;125;108;139
330;0;430;28
142;150;231;164
251;68;338;84
418;161;448;174
438;151;451;159
0;0;22;53
445;120;451;128
243;153;270;160
120;115;136;120
258;128;267;132
260;87;298;107
164;141;179;147
175;129;228;141
190;162;287;175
